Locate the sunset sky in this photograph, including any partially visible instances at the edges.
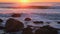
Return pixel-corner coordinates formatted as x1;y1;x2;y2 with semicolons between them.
0;0;60;13
0;0;60;2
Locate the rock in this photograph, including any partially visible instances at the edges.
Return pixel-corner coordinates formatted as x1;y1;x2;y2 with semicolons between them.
11;13;21;17
22;26;33;34
35;25;58;34
42;25;58;34
46;22;50;24
57;22;60;24
5;18;24;33
0;26;5;30
35;27;50;34
0;19;4;30
0;19;3;23
24;18;31;21
33;21;44;24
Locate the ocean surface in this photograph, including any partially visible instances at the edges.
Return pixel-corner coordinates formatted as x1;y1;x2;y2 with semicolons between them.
0;8;60;34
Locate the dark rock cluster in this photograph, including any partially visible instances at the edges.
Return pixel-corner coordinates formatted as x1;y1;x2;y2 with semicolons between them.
0;18;58;34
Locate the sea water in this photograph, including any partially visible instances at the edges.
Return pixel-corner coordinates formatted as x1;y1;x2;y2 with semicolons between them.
0;8;60;34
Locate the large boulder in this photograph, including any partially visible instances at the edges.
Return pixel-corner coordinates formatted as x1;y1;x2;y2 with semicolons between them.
5;18;24;33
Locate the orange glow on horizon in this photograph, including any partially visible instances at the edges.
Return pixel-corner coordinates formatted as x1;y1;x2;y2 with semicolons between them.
19;0;31;8
20;0;30;3
0;0;60;2
0;0;60;7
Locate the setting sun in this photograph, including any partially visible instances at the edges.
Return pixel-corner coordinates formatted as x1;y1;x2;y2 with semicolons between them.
20;0;30;3
19;0;31;7
19;0;31;4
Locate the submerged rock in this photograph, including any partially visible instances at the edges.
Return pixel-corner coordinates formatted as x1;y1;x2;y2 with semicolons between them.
24;18;31;21
11;13;21;17
33;21;44;24
5;18;24;33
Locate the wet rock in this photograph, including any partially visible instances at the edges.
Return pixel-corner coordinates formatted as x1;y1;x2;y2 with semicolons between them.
57;22;60;24
35;25;58;34
35;27;50;34
11;13;21;17
33;21;44;24
24;18;31;21
0;19;4;30
43;25;58;34
46;22;50;24
37;25;57;34
0;19;3;23
5;18;24;33
22;26;33;34
0;26;5;30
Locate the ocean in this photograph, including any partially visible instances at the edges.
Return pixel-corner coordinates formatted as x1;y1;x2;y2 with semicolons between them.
0;8;60;34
